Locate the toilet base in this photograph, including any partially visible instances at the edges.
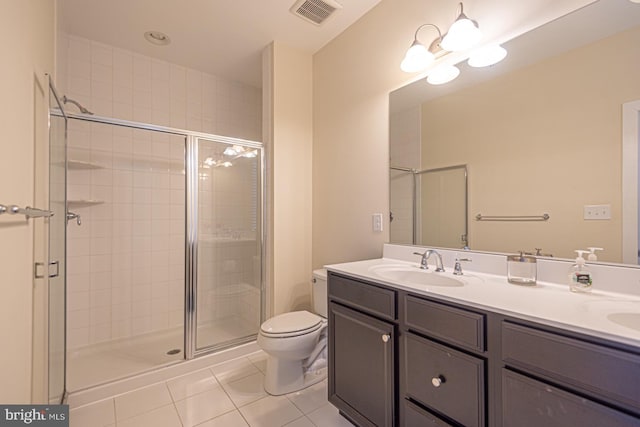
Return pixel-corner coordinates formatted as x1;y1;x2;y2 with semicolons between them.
263;355;327;395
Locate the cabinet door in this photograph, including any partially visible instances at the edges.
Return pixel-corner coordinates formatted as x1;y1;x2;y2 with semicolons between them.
329;302;395;427
502;369;640;427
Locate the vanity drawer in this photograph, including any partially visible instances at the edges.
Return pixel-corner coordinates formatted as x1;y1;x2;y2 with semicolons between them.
404;294;485;352
329;273;396;320
403;399;454;427
502;321;640;412
503;369;640;427
404;332;485;427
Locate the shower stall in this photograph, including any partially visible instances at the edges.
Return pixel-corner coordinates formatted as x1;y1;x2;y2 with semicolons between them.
57;107;264;392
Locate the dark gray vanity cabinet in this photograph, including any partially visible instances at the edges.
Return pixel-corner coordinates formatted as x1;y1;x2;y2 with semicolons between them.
502;369;640;427
328;272;398;427
501;321;640;427
328;271;640;427
401;294;487;427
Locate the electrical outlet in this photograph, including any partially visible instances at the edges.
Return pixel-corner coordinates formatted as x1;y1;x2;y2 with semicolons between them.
372;213;383;232
583;204;611;220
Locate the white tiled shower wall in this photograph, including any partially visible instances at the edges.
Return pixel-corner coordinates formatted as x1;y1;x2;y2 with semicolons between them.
59;34;261;140
389;106;421;244
60;34;262;350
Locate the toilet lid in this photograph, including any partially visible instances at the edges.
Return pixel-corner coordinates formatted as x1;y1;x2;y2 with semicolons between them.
260;311;322;337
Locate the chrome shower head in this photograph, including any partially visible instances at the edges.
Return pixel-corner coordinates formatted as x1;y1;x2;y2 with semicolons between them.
62;95;94;115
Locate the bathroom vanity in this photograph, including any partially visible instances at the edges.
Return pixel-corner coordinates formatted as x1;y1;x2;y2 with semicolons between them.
326;247;640;427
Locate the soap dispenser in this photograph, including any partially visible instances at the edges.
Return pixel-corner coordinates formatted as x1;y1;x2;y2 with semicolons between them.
587;247;603;261
568;250;592;293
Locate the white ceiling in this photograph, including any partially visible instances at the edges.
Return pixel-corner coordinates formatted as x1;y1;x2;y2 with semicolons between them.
58;0;382;88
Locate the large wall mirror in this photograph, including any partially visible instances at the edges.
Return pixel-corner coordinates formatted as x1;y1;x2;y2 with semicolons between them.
389;0;640;265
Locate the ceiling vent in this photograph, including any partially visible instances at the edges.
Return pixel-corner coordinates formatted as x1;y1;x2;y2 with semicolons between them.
290;0;343;26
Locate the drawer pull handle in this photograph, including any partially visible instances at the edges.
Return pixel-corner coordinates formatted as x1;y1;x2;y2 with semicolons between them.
431;375;445;388
381;334;390;343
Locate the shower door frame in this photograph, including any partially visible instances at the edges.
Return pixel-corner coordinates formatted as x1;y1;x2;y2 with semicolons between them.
186;135;266;358
52;110;266;362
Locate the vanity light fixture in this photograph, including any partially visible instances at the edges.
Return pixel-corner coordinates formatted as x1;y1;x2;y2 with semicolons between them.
440;3;482;52
467;44;507;67
400;24;443;73
401;2;481;73
426;64;460;85
401;2;506;85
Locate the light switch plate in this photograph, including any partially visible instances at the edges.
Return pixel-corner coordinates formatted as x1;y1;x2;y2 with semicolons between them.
372;213;383;232
583;204;611;220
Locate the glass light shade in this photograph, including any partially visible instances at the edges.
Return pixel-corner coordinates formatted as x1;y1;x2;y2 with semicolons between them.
426;65;460;85
441;18;482;51
468;44;507;67
401;42;435;73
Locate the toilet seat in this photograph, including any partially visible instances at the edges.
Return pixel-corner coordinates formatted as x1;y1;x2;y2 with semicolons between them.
260;311;323;338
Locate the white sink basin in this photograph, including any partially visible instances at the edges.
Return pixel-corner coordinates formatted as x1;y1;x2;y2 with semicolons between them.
581;299;640;332
368;264;465;287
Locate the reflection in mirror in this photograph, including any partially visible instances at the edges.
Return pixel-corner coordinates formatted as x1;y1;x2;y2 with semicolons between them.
389;0;640;265
390;164;467;248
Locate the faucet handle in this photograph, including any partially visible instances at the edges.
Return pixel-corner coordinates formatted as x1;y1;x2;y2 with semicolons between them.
453;257;472;276
413;251;429;270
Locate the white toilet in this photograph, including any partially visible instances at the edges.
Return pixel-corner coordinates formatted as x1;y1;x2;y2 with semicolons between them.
258;269;328;395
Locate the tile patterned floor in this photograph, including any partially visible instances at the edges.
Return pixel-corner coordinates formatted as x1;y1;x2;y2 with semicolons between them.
68;351;353;427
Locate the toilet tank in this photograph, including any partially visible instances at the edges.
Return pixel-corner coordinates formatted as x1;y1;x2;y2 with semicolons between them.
312;269;328;317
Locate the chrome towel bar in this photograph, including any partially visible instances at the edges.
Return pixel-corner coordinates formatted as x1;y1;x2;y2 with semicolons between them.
0;204;54;219
475;213;549;222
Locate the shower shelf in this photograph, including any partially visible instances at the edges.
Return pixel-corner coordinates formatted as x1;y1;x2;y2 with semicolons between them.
68;160;104;170
68;199;104;208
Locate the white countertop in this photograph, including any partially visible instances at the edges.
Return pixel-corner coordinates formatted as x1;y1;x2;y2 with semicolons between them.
326;257;640;348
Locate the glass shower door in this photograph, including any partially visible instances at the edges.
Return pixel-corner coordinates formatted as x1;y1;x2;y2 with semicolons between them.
194;138;263;351
48;83;67;403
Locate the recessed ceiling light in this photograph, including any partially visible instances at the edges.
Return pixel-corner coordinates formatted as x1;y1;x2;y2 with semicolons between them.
144;31;171;46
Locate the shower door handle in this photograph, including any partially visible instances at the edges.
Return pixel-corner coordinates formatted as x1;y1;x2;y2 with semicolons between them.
35;261;60;279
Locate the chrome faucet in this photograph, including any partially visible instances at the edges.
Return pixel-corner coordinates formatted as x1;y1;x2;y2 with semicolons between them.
413;250;445;272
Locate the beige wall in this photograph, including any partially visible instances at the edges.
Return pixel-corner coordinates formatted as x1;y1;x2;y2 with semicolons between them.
266;43;313;315
420;26;640;261
0;0;55;403
312;0;594;269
